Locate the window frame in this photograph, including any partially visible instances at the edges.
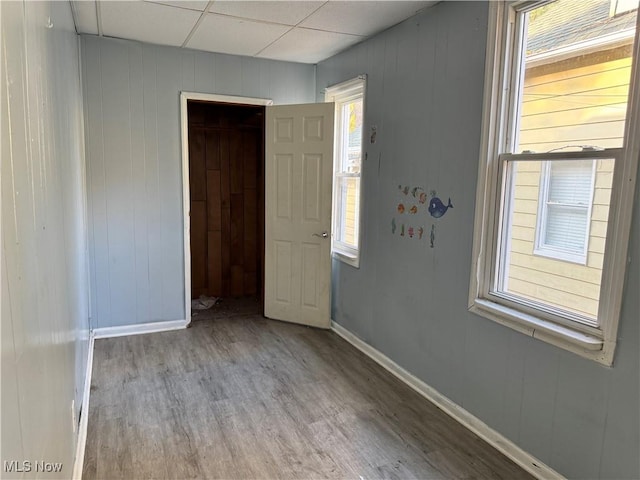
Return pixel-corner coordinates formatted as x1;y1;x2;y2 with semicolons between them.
469;1;640;365
325;76;367;268
533;159;597;265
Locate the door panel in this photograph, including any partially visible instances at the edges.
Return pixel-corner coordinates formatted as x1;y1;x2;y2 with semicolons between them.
265;102;334;328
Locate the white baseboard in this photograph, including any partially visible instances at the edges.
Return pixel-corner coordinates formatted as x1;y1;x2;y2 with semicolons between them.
72;333;95;480
92;319;189;339
330;321;564;480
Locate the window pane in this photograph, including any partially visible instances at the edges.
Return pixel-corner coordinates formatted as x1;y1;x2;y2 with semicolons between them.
335;176;360;248
340;99;363;173
497;158;615;324
545;205;589;251
547;160;593;204
515;0;638;153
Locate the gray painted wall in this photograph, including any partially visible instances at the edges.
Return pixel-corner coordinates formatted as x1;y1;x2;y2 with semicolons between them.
1;1;90;477
81;36;316;329
316;2;639;479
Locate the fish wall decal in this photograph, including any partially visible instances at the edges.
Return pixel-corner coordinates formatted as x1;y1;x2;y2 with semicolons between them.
428;197;453;218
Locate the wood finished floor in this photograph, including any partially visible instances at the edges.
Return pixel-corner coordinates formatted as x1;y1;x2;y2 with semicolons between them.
83;298;534;480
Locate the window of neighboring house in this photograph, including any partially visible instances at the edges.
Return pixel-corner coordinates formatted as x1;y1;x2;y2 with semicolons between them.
325;77;366;268
469;0;639;365
534;159;596;264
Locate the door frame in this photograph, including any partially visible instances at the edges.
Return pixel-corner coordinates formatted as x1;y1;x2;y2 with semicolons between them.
180;92;273;325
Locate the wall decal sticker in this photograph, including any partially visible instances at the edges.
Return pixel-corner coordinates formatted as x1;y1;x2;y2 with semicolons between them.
370;125;377;144
428;195;453;218
392;185;453;245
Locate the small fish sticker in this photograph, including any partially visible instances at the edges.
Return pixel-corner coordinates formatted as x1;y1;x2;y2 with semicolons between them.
391;217;397;234
428;197;453;218
400;224;405;236
419;192;427;204
402;186;409;195
409;205;418;214
418;227;424;240
397;203;405;214
430;224;436;248
408;226;414;238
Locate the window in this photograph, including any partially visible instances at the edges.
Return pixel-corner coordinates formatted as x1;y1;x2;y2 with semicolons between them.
325;77;366;267
534;159;596;264
470;0;639;365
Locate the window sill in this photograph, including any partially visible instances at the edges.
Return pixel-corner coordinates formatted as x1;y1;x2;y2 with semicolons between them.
533;247;587;266
332;249;360;268
469;297;612;365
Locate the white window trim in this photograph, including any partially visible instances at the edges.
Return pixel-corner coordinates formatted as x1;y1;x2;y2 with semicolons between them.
468;2;640;366
325;76;367;268
533;160;596;265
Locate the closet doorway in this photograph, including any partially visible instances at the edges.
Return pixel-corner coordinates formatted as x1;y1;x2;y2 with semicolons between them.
187;99;265;304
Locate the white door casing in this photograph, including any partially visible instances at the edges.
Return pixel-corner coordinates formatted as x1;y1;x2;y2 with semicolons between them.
264;103;335;328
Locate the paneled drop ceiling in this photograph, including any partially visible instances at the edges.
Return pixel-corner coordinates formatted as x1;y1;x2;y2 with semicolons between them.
70;1;437;64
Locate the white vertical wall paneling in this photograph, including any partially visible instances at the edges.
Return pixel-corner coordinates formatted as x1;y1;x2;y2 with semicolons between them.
142;43;165;324
1;1;90;477
181;50;196;92
157;46;184;322
129;42;150;325
82;36;316;329
214;54;242;95
83;36;110;330
316;2;639;479
193;50;215;93
102;40;137;328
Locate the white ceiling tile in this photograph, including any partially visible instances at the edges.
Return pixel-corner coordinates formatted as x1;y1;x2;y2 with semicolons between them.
143;0;210;12
257;27;363;64
73;0;437;64
71;1;98;35
209;1;325;26
187;13;291;57
100;1;201;47
301;1;435;36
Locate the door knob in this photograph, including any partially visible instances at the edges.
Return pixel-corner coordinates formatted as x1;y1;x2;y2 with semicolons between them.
313;231;329;238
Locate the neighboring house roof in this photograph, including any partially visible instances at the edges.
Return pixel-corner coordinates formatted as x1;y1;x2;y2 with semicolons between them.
527;0;637;56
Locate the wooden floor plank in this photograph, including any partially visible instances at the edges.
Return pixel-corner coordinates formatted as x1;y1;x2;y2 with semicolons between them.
84;298;534;480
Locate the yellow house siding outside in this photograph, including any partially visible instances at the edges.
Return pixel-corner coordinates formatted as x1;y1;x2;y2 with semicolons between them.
505;45;631;319
343;178;359;246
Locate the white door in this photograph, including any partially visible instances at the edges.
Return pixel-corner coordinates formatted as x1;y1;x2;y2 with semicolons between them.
264;103;334;328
